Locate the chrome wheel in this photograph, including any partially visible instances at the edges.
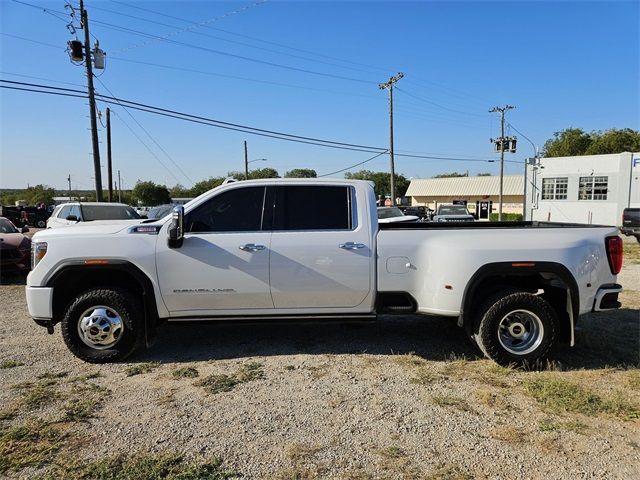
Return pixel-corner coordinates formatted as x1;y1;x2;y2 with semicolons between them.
497;309;544;355
77;306;124;350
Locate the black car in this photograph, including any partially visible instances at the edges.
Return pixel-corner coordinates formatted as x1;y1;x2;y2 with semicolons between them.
0;205;50;228
621;207;640;243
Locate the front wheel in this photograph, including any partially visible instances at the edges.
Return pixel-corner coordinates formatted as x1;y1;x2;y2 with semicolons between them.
474;292;557;366
61;287;145;363
35;219;47;228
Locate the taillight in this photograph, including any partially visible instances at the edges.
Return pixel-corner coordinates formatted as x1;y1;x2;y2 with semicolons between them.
605;236;623;275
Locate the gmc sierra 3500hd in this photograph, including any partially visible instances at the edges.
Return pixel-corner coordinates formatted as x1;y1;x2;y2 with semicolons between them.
26;179;624;365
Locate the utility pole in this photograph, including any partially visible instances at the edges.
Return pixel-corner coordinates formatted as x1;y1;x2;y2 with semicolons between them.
106;107;113;202
244;140;249;180
489;105;515;220
379;72;404;206
117;170;122;202
67;174;72;201
79;0;103;201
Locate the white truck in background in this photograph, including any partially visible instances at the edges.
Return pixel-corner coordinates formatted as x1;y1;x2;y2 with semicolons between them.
26;179;623;365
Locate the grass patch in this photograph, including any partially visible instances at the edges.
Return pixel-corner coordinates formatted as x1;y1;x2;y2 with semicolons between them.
411;367;439;385
378;445;406;459
0;360;24;369
431;394;471;411
197;362;264;394
393;353;427;368
524;376;640;419
426;464;473;480
0;419;67;475
172;367;199;379
36;371;69;380
490;425;526;444
623;242;640;265
12;380;59;409
62;397;102;422
125;362;161;377
475;389;507;409
275;443;326;480
538;418;588;433
627;371;640;390
42;453;239;480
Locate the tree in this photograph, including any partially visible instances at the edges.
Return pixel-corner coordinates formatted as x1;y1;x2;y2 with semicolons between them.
131;181;171;206
189;177;225;197
477;172;492;176
343;170;410;199
227;168;280;180
24;185;55;205
585;128;640;155
432;172;468;178
543;127;640;157
169;184;191;198
285;168;317;178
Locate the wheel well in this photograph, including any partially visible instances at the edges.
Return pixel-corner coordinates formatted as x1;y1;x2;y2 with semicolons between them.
49;265;153;324
461;269;576;344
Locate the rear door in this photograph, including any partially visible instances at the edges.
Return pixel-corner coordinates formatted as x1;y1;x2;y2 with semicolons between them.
268;185;372;311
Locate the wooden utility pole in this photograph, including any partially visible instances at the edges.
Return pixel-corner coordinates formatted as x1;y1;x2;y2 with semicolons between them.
379;72;404;206
244;140;249;180
117;169;122;203
489;105;515;221
106;108;113;202
67;174;72;201
80;0;103;201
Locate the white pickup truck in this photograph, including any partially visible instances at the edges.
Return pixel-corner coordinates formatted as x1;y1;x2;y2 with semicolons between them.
26;179;624;365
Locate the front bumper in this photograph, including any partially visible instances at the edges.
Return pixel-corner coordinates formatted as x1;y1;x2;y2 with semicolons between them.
592;284;622;311
26;286;54;320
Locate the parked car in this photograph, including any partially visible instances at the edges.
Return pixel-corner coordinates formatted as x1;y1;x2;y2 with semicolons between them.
377;206;419;224
620;207;640;243
399;206;430;221
27;179;623;367
147;204;175;220
0;205;50;228
0;217;31;274
47;202;141;228
432;204;475;222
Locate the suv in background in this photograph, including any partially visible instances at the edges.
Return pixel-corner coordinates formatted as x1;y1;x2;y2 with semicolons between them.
47;202;140;228
432;204;475;222
621;208;640;243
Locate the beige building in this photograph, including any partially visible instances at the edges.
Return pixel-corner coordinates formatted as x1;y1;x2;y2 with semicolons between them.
406;175;524;219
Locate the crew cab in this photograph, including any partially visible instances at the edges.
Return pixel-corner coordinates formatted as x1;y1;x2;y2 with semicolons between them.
26;179;623;365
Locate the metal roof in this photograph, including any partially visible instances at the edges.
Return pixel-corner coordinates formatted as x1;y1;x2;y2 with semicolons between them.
406;175;524;197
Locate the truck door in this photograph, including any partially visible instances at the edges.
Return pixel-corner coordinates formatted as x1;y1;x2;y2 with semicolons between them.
268;185;372;310
156;186;273;314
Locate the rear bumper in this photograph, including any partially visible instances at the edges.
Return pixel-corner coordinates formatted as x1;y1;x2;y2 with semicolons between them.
620;227;639;236
592;284;622;311
26;286;54;320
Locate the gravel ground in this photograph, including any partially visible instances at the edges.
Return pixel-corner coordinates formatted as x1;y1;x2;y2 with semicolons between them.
0;238;639;479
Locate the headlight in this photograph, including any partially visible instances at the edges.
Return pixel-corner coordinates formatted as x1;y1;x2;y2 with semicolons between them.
31;242;47;269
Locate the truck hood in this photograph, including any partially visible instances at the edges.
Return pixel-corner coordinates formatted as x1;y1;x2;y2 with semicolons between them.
33;220;142;240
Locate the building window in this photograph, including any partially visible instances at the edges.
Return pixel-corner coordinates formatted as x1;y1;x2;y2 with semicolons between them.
578;176;608;200
541;177;568;200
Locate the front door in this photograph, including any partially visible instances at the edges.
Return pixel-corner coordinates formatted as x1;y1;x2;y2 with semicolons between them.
156;186;273;314
268;185;372;311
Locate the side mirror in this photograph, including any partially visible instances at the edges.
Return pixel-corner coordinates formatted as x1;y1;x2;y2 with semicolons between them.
21;227;30;233
140;214;148;219
66;215;79;222
168;205;184;249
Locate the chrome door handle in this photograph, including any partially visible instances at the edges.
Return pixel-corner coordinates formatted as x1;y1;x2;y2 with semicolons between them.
239;243;266;252
339;242;366;250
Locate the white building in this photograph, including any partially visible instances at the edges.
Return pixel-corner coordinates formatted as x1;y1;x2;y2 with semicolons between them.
525;152;640;225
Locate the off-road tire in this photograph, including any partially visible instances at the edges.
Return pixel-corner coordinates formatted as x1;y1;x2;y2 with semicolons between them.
474;291;557;366
61;287;145;363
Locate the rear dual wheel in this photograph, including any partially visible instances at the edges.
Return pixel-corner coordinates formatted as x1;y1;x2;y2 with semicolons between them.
474;291;558;366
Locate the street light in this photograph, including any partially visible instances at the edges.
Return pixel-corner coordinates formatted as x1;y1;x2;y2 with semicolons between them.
245;158;267;180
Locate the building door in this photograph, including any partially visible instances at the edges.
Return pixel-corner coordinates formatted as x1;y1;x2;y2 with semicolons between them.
479;201;490;219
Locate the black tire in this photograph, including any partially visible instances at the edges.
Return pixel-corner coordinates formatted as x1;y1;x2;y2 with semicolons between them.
61;287;145;363
35;219;46;228
474;291;557;366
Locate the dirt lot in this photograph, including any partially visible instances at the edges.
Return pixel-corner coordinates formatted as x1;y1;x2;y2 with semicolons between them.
1;238;639;479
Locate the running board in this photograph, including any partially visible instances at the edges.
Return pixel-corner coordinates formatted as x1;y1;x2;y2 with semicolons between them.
166;313;377;324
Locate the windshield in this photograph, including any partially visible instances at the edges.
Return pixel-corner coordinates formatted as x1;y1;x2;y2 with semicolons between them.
0;218;18;233
81;205;141;221
377;207;405;219
437;205;469;215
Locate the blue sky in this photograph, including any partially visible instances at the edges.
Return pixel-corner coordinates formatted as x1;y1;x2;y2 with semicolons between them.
1;0;638;190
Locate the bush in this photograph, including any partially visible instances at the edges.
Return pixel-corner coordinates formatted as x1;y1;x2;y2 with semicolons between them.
489;213;523;222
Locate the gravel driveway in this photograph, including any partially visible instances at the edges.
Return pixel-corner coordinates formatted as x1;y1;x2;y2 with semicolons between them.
1;244;639;479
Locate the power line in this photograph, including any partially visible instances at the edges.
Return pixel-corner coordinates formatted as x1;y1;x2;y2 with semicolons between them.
1;79;508;163
318;151;388;177
93;75;194;184
395;87;486;118
89;19;377;85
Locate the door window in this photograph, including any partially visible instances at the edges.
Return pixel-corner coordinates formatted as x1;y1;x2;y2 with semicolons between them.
272;186;353;231
58;206;72;219
69;205;82;220
185;187;266;232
